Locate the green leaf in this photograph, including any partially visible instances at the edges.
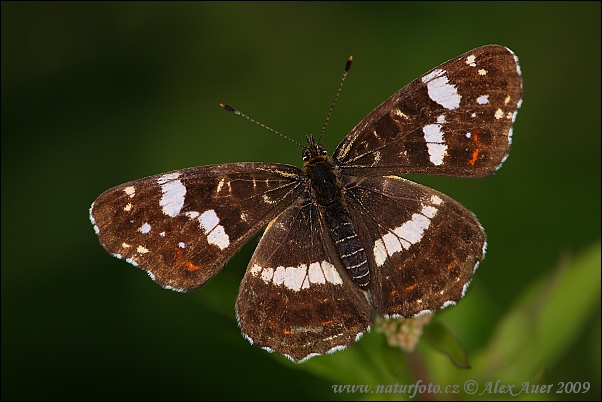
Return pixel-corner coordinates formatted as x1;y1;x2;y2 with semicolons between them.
452;241;601;387
423;322;471;369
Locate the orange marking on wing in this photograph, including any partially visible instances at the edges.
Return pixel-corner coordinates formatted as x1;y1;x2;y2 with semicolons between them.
321;320;334;326
469;150;480;166
284;330;292;335
173;247;199;271
390;290;398;296
405;284;417;292
447;262;455;270
469;131;485;166
184;261;200;271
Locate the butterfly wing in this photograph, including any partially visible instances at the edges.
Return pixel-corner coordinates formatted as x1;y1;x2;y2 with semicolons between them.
334;45;522;178
342;175;485;317
90;163;304;291
236;198;373;362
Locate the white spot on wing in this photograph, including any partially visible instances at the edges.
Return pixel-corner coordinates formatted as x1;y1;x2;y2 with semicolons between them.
382;232;402;259
199;210;219;233
207;224;230;250
373;239;387;267
124;186;135;198
124;203;132;212
250;264;262;275
322;261;343;285
422;69;461;110
272;267;286;285
423;124;447;166
251;261;342;290
431;195;443;205
373;201;440;266
216;178;225;193
495;108;504;119
283;266;307;291
476;95;489;105
261;267;274;282
136;245;149;254
308;262;326;284
394;214;430;244
158;172;179;181
422;205;437;219
422;68;444;82
423;124;444;143
466;55;477;67
427;144;447;166
392;109;410;119
138;222;151;234
185;211;200;219
197;210;230;249
158;173;186;217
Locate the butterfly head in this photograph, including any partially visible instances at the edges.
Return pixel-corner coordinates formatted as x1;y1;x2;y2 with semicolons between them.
303;134;329;162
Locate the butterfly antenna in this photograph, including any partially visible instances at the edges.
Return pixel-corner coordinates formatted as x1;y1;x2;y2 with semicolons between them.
220;103;305;148
317;55;353;145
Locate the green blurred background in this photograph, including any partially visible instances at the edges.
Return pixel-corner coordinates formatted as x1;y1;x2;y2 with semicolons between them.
2;2;600;400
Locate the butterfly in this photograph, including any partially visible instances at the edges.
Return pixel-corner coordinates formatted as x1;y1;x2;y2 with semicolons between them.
90;45;522;362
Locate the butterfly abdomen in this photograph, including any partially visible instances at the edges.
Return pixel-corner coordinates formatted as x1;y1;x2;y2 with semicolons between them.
305;155;370;287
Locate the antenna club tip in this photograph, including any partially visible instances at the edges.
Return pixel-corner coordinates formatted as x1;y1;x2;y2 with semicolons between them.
220;103;236;113
345;56;353;71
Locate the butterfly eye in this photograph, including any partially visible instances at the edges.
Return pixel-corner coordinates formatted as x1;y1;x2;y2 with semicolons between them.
302;149;311;161
318;145;328;155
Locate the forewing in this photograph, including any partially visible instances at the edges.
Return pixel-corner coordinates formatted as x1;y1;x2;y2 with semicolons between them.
90;163;304;292
343;175;486;317
236;200;373;362
334;45;523;177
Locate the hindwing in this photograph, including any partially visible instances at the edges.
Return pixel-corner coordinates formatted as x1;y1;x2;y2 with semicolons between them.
236;199;372;362
342;175;486;317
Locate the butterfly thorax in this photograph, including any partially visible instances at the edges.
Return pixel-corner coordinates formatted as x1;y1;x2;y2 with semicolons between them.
303;136;371;288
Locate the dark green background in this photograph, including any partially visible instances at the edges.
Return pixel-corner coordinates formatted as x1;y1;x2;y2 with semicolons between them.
2;2;600;400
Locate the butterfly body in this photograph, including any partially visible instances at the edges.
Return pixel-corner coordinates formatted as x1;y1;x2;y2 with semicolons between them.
303;135;371;287
90;45;522;362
